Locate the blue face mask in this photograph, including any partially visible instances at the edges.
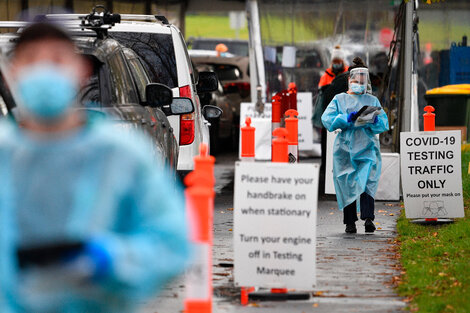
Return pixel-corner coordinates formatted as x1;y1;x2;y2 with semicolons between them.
350;83;366;94
15;64;78;120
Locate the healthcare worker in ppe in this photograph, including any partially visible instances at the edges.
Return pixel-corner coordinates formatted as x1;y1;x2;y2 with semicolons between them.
321;57;389;234
0;22;189;312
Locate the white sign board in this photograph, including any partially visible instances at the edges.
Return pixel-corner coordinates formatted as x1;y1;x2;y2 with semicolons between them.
239;102;272;160
296;92;314;151
234;162;319;289
325;131;400;200
400;131;464;218
229;11;246;30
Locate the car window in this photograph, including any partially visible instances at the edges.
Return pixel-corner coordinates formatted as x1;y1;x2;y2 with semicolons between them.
296;49;324;69
0;69;15;116
111;32;178;88
79;55;101;107
0;94;8;116
177;31;196;85
211;64;242;81
107;50;139;105
128;58;151;102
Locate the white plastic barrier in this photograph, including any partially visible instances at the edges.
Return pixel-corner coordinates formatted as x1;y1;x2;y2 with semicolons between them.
325;131;400;201
239;103;272;160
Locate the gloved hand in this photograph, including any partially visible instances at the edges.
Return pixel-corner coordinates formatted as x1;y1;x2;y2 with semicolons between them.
62;239;112;281
347;111;358;123
83;239;112;279
373;116;378;124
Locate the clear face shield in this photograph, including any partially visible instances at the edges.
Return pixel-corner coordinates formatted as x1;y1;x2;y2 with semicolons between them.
348;68;369;95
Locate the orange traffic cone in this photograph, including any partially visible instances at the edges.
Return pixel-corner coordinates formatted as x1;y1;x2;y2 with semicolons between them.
241;117;255;162
184;144;215;313
272;93;282;132
285;109;299;163
272;128;289;163
423;105;437;222
423;105;435;131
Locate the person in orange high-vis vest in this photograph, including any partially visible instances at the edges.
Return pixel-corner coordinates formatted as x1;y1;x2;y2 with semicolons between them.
317;45;348;195
318;45;348;89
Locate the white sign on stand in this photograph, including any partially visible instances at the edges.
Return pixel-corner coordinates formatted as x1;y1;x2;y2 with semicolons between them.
400;131;464;218
234;162;319;289
296;92;314;151
239;102;272;160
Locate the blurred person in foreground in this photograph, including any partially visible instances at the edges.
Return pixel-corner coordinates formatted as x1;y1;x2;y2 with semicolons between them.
0;22;189;312
321;57;389;234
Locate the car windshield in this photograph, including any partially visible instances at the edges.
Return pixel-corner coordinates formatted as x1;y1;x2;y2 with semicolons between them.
111;32;178;89
192;40;249;57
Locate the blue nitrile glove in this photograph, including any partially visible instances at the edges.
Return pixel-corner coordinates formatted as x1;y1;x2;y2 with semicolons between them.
347;111;357;123
373;116;378;124
83;239;112;280
60;239;111;281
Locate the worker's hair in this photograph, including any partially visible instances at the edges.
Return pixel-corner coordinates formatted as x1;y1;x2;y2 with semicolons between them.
348;57;368;71
13;22;74;55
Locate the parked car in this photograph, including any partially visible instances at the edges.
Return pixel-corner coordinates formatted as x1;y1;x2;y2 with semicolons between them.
0;22;194;172
190;53;250;153
25;10;221;177
188;37;249;57
106;15;220;176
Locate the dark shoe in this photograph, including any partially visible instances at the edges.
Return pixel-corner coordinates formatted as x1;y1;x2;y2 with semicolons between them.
365;218;376;232
345;223;357;233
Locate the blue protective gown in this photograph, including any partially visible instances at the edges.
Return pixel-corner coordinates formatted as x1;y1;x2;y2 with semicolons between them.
321;93;389;210
0;118;189;312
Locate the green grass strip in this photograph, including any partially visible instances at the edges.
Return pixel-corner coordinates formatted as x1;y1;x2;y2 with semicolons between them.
186;14;249;40
396;151;470;312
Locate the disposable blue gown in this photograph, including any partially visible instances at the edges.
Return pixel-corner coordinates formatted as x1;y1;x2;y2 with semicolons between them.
321;93;389;210
0;118;189;312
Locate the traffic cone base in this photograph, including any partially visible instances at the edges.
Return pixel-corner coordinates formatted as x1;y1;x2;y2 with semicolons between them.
184;299;211;313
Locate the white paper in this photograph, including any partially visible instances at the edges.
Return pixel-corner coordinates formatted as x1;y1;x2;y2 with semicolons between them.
264;46;277;64
281;46;297;68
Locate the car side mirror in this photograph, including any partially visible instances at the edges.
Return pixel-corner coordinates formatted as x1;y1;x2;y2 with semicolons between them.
196;71;218;94
202;105;222;120
145;83;173;108
169;97;195;115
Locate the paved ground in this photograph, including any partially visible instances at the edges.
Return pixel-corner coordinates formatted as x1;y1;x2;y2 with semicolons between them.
142;153;405;313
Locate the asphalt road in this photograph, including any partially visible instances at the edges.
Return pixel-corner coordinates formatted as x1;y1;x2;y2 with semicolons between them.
142;152;405;313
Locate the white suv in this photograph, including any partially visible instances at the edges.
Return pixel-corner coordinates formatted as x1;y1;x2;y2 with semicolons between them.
107;15;220;175
44;12;220;175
